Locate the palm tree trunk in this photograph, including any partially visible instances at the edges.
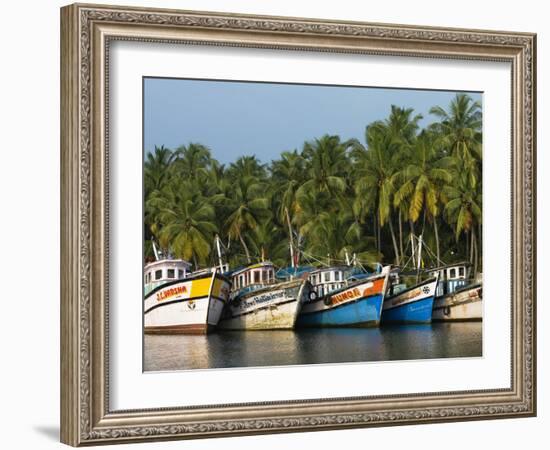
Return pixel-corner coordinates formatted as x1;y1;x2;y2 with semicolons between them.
239;232;251;263
373;214;380;251
433;216;440;264
469;230;474;264
478;221;482;273
388;215;400;265
472;227;478;276
421;208;427;237
377;221;381;254
398;211;404;263
375;214;381;252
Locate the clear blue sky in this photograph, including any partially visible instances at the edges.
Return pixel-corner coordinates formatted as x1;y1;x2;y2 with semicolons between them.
144;77;482;164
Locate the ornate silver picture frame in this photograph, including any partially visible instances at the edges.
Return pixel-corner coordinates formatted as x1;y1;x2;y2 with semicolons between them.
60;3;536;446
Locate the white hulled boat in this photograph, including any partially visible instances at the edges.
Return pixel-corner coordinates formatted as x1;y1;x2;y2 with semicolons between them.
144;258;231;334
218;261;310;330
430;263;482;321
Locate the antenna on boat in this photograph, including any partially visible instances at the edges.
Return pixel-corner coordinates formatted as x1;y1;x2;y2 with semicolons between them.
215;234;225;272
410;234;416;267
285;207;296;269
416;234;423;282
152;239;160;261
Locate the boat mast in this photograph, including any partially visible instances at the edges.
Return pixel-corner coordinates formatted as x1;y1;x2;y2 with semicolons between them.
416;234;423;282
410;234;416;268
152;239;160;261
345;249;350;266
215;234;225;272
285;207;296;268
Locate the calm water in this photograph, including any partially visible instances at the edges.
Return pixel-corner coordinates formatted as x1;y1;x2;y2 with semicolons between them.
144;322;482;371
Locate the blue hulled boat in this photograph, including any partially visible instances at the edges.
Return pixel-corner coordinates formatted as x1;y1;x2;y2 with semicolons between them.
381;274;439;324
294;266;390;328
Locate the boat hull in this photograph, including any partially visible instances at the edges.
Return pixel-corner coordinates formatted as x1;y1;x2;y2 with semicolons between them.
144;273;231;334
218;280;307;330
382;278;438;324
432;283;482;321
296;274;387;328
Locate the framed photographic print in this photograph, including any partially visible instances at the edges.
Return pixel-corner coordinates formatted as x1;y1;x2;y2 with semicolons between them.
60;3;537;446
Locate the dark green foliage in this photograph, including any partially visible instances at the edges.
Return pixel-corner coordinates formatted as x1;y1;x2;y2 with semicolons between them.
144;94;482;274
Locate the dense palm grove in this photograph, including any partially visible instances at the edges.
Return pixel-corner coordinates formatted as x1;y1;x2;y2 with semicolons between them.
145;93;482;275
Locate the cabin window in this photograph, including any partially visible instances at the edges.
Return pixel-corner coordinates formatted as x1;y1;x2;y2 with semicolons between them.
450;268;456;279
178;269;185;279
155;270;162;280
167;269;175;279
145;273;149;284
324;272;330;282
459;267;465;277
240;275;244;288
254;271;260;284
335;272;341;281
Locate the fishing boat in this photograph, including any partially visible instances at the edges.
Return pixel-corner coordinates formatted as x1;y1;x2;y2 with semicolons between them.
144;258;231;334
296;266;390;327
217;261;310;330
381;272;439;324
430;263;483;321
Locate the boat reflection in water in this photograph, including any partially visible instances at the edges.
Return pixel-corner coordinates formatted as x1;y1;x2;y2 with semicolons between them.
144;322;482;371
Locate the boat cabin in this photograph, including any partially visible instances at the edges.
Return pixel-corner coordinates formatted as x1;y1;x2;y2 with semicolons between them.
144;259;192;294
429;263;470;297
308;267;348;298
230;262;276;292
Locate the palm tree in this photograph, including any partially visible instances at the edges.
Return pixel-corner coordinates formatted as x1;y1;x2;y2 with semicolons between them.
393;131;453;263
443;156;482;273
144;145;175;195
224;175;269;263
270;150;306;264
248;219;288;266
382;106;423;260
227;155;267;180
294;188;330;245
298;135;352;201
147;180;217;268
430;93;482;272
352;124;401;264
304;209;380;268
171;143;212;181
429;93;482;165
384;105;423;146
144;145;177;256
